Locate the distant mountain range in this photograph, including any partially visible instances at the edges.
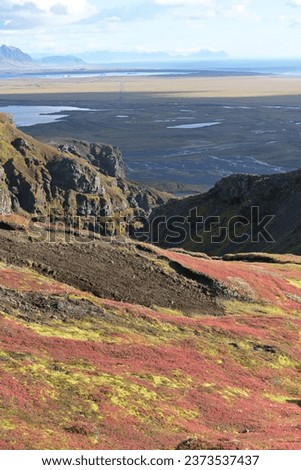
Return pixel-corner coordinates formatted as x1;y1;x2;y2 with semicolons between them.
0;44;229;71
0;44;34;69
80;49;229;64
0;45;86;70
38;55;86;66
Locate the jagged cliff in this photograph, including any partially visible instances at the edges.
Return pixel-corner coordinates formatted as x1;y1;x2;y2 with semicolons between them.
0;113;169;229
147;169;301;255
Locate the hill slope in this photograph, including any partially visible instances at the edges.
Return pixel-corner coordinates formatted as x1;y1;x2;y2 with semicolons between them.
0;228;300;449
39;55;86;66
148;171;301;255
0;113;300;450
0;113;169;229
0;45;35;70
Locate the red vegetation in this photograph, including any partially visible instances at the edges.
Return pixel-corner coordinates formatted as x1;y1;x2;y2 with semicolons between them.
0;250;301;450
161;249;301;312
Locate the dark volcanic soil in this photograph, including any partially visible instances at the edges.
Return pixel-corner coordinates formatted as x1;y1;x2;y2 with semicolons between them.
0;92;299;193
0;229;222;316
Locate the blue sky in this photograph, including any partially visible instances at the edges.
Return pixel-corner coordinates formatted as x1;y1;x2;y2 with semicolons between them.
1;0;301;58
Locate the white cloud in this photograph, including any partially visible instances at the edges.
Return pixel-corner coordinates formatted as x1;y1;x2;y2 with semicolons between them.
0;0;297;58
288;0;301;6
155;0;213;5
154;0;216;22
3;0;96;20
222;1;261;21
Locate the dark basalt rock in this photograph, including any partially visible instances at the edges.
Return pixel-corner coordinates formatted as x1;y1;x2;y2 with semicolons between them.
46;158;103;194
0;167;12;215
0;116;170;226
56;139;125;180
11;137;31;152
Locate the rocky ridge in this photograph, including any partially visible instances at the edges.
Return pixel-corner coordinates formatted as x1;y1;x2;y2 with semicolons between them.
148;169;301;255
0;113;169;232
0;45;35;69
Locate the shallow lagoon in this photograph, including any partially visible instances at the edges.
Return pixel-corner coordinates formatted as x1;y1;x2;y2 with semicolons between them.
167;122;222;129
0;105;92;127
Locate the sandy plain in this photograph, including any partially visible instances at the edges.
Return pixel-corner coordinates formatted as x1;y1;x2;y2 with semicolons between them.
0;74;301;98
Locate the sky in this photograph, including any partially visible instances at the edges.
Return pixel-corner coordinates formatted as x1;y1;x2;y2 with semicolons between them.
1;0;301;58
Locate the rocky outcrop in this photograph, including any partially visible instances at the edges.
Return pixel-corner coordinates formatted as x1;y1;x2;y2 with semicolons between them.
209;171;301;207
55;139;125;180
0;113;170;229
46;158;104;194
0;167;12;215
147;169;301;255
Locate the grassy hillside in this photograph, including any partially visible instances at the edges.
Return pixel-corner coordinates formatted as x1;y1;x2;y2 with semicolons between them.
0;228;300;450
149;171;301;255
0;113;300;450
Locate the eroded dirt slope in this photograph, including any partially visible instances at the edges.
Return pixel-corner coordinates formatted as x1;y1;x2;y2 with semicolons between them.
0;223;301;450
0;229;221;315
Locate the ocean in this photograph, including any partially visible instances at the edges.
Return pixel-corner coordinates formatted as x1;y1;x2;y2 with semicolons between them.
1;59;301;79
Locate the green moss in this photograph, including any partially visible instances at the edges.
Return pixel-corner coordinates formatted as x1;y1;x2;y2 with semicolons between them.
136;373;192;389
264;394;288;404
224;300;284;316
287;278;301;289
17;318;120;343
154;306;186;317
177;408;199;419
0;418;15;431
92;373;158;422
203;382;215;389
270;354;299;369
218;386;249;401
